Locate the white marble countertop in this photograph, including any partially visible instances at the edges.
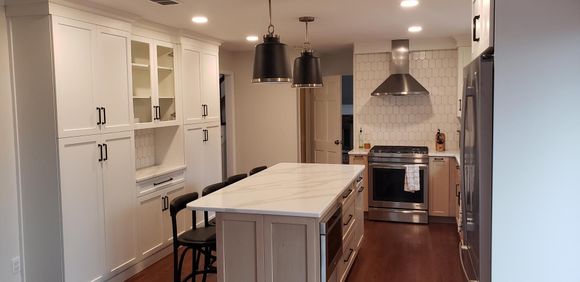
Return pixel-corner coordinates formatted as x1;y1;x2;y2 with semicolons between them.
136;164;186;183
348;149;370;155
187;163;365;218
429;150;461;165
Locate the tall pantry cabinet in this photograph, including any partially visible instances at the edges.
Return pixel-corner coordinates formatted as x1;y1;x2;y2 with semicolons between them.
7;2;222;281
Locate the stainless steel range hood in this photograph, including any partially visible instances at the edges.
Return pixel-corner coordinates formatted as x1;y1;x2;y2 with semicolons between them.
371;39;429;96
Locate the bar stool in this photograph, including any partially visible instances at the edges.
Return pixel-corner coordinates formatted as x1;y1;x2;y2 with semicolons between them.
249;165;267;175
225;173;248;186
202;182;227;226
169;193;216;282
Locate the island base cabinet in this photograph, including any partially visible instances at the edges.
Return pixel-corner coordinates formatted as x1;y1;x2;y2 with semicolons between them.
216;213;319;282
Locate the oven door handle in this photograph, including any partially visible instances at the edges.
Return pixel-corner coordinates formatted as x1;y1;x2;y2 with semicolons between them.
369;163;429;169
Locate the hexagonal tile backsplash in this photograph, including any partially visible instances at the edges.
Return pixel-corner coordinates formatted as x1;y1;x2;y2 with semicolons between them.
354;50;460;151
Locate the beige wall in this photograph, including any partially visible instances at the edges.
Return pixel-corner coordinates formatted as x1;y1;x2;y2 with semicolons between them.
0;2;23;282
320;47;354;76
220;50;300;174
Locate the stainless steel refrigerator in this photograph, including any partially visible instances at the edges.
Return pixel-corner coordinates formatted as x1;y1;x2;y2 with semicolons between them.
459;54;493;282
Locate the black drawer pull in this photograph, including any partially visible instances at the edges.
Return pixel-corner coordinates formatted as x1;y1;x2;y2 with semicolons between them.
97;107;102;125
473;15;481;42
154;178;174;186
343;248;354;263
343;214;353;226
358;186;364;193
342;188;353;199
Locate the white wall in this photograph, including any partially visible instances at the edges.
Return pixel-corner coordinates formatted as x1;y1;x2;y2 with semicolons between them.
0;2;22;281
220;50;300;174
493;0;580;281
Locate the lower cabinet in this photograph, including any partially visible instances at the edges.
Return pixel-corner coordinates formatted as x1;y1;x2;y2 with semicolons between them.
429;157;454;217
354;182;365;249
137;183;189;258
58;131;136;281
348;154;369;212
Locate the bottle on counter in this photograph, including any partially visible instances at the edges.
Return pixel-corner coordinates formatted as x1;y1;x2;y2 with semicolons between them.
358;128;364;149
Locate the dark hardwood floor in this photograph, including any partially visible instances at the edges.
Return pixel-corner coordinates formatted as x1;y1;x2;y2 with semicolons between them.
127;220;463;282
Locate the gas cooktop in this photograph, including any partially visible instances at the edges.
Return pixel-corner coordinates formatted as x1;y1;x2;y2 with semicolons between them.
369;145;429;155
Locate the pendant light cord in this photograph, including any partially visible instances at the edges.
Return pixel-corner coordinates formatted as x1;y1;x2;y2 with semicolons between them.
267;0;275;35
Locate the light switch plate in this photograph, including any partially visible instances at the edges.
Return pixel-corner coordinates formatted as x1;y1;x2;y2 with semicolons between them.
11;256;20;274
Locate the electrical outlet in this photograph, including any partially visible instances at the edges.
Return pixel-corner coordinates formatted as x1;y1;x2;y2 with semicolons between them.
11;257;20;274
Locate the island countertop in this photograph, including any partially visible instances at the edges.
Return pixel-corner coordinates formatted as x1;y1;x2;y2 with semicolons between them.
187;163;365;218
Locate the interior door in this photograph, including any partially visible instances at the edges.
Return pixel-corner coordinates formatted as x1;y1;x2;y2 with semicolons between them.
52;16;99;138
101;132;137;273
96;27;133;133
313;76;342;164
201;52;220;123
58;135;105;282
182;47;203;124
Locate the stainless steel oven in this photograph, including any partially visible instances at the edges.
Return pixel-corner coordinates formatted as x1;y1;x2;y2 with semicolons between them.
320;203;342;281
367;146;430;224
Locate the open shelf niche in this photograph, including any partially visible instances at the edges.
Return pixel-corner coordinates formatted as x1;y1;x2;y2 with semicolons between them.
135;125;185;182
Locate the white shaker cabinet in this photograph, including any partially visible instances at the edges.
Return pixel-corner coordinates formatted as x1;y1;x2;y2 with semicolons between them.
137;183;188;258
52;16;133;138
184;123;223;225
58;135;106;282
52;17;100;138
181;40;220;125
201;52;221;123
101;132;137;274
96;27;134;134
471;0;494;59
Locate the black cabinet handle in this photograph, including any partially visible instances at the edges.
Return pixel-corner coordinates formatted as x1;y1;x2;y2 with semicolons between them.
358;186;365;193
157;106;161;120
154;177;174;187
343;214;353;226
459;98;462;112
202;104;208;117
343;248;354;263
457;190;461;206
97;107;102;125
472;15;481;42
101;107;106;124
98;144;103;162
161;196;167;211
102;143;108;161
342;188;353;199
202;129;209;142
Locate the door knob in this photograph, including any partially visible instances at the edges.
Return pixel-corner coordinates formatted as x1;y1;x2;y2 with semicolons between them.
334;140;342;145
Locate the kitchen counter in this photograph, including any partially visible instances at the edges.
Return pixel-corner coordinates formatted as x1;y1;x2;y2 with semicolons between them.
348;148;370;155
430;150;460;165
187;162;365;218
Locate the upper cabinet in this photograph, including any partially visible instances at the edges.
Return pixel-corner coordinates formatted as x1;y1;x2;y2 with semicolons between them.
471;0;494;59
181;40;220;125
131;37;180;129
52;16;133;138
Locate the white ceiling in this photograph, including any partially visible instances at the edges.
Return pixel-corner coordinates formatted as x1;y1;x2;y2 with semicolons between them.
75;0;471;52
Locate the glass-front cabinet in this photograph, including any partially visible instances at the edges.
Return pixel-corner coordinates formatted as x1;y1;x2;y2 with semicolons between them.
131;37;179;128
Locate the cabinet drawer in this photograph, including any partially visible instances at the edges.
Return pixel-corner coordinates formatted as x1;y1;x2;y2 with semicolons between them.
342;192;356;239
137;170;185;196
338;226;357;282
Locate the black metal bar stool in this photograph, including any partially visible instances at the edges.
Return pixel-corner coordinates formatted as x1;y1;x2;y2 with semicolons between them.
202;182;227;226
225;173;247;186
249;165;267;175
169;193;216;282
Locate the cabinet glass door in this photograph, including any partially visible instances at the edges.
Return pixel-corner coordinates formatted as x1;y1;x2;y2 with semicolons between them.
131;40;153;124
156;45;176;122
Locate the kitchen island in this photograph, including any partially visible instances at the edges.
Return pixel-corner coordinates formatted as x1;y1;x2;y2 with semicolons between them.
187;163;365;282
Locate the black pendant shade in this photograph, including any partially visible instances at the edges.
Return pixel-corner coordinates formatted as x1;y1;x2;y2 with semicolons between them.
292;50;322;88
252;34;292;83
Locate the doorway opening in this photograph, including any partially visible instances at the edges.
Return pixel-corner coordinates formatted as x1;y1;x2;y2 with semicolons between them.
299;75;353;164
219;72;236;179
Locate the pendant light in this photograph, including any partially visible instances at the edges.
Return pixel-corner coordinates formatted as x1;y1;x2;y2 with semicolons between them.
252;0;292;83
292;16;323;88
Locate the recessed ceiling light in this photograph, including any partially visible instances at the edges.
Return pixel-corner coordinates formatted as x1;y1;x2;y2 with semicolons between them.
408;26;423;33
192;16;208;24
246;35;259;42
401;0;419;8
